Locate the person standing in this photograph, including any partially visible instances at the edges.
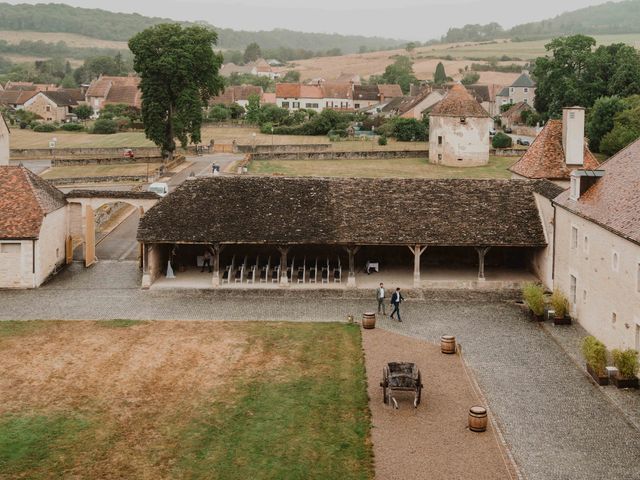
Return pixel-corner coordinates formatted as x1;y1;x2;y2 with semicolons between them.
376;283;386;316
390;287;405;322
201;249;212;273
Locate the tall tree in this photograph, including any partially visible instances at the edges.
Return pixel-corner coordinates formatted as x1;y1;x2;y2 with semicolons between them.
129;24;223;157
374;56;418;94
586;96;626;152
434;62;447;85
244;42;262;63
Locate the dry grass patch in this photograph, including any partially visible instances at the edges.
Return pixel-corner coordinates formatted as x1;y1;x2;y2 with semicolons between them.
0;321;371;479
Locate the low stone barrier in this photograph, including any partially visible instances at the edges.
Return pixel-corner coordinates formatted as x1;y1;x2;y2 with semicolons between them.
53;156;163;166
11;146;195;161
491;148;525;157
250;150;429;161
47;175;151;186
235;143;332;154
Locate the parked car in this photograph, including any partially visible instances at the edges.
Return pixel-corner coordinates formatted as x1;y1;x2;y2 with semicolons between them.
517;138;530;146
489;129;497;136
148;182;169;197
503;127;513;134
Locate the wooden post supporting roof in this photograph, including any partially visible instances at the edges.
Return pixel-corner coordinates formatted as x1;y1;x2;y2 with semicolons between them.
476;247;491;280
408;245;427;288
278;246;289;285
211;243;224;287
344;246;360;287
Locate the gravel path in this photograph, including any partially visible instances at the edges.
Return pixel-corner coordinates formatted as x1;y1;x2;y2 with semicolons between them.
362;328;515;480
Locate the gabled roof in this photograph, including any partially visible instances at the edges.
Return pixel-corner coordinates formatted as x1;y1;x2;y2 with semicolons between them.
554;139;640;245
464;84;491;103
509;120;599;180
86;75;139;99
430;84;490;118
210;85;264;105
321;82;352;99
501;101;532;119
497;87;510;97
0;89;38;107
511;73;535;88
353;85;380;101
138;176;548;247
0;166;66;240
40;90;80;107
275;83;323;99
378;84;403;98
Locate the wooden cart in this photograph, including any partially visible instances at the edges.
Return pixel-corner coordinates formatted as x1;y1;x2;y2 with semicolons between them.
380;362;423;409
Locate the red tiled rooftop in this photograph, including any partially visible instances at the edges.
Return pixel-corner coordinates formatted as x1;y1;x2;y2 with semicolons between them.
430;84;489;118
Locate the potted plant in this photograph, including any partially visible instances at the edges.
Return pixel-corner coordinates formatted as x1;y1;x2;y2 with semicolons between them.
522;283;545;321
581;336;609;385
550;289;571;325
611;349;639;389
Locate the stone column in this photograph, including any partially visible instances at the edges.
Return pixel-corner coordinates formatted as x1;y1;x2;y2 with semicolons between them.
278;247;289;285
476;247;491;281
211;243;224;287
408;245;427;288
344;246;360;287
141;243;151;289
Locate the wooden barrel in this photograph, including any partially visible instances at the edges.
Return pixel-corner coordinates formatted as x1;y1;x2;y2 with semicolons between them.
441;335;456;354
362;312;376;329
469;406;487;432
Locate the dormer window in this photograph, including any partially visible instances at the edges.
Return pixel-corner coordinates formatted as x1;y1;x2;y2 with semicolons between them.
460;117;466;124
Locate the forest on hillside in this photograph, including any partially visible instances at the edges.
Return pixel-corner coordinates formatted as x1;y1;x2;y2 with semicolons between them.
0;3;403;53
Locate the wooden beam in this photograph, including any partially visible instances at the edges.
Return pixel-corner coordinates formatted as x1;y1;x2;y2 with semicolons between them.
476;247;491;280
278;246;289;285
408;245;427;287
211;243;224;287
344;246;360;287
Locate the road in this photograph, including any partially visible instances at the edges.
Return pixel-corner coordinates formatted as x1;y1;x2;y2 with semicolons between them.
94;153;242;260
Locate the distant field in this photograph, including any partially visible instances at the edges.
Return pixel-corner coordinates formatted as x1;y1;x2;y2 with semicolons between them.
249;156;515;179
0;30;129;49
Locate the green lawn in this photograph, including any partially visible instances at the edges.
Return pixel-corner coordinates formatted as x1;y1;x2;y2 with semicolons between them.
250;155;516;179
0;321;372;479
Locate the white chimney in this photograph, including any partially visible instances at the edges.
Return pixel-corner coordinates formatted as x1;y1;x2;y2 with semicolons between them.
562;107;585;166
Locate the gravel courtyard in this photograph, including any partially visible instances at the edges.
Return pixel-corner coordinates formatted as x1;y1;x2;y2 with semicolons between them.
1;261;640;479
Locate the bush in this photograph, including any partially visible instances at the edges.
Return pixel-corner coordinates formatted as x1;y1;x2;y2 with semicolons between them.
259;122;274;134
550;289;569;318
582;336;608;376
60;123;85;132
612;349;639;379
522;282;545;316
392;118;427;142
208;105;231;122
378;135;388;146
492;132;513;148
91;118;118;134
32;123;57;132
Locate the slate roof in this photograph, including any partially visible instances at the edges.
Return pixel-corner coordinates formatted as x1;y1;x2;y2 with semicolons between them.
554;139;640;245
497;87;510;97
512;73;535;88
0;166;66;240
353;85;380;101
137;176;548;247
509;120;599;180
430;84;490;118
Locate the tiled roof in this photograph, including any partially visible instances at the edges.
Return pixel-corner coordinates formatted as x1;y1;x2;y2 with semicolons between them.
138;176;548;247
300;85;323;99
511;73;535;88
0;166;66;240
321;82;352;99
261;92;276;104
509;120;599;180
554;138;640;245
0;89;38;106
353;85;380;101
41;90;79;107
105;85;142;108
378;84;403;98
86;75;139;99
58;88;85;103
464;84;491;103
210;85;264;105
276;83;323;99
501;101;532;120
430;84;490;118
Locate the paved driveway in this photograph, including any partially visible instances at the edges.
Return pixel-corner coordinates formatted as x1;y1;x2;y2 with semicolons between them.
1;262;639;480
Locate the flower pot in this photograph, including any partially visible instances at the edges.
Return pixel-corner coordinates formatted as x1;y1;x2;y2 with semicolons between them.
612;375;639;389
554;314;572;326
586;364;609;386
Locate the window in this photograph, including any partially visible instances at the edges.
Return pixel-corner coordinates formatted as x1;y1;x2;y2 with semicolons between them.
635;322;640;351
570;275;577;304
438;136;443;145
583;290;587;302
0;243;20;254
510;87;514;93
524;88;529;93
570;177;579;200
612;251;619;272
354;103;360;109
292;102;300;109
305;103;318;109
45;105;51;112
281;101;289;109
571;226;578;249
569;112;576;119
583;236;589;254
437;154;442;161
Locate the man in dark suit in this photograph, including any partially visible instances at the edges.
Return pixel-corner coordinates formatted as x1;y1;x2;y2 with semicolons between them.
390;287;404;322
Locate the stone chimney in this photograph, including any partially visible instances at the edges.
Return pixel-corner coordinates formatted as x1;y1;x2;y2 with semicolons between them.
562;107;585;166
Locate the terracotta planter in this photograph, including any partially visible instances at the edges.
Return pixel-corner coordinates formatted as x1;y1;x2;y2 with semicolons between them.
586;364;609;386
554;315;572;326
612;375;639;389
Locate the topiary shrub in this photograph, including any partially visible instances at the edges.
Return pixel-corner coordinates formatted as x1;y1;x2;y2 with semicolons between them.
492;131;513;148
581;336;608;377
612;348;639;379
32;123;57;132
92;118;118;134
60;123;85;132
522;282;545;317
378;135;388;146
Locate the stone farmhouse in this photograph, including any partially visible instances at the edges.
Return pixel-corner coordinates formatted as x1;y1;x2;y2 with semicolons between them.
496;72;536;108
22;90;83;123
85;75;142;116
210;85;265;109
220;59;278;80
510;107;600;187
500;101;533;130
428;84;493;167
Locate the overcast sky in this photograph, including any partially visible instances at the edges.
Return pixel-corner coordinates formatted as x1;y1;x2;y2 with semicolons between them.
13;0;614;40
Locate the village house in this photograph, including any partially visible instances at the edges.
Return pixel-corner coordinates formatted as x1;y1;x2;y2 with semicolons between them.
500;101;533;130
509;107;600;187
552;139;640;351
85;75;142;116
496;72;536;108
0;166;68;288
275;83;324;112
210;85;264;109
428;84;493;167
321;82;353;110
0;89;38;110
353;84;403;110
4;82;57;92
381;89;445;119
22;90;81;123
220;59;278;80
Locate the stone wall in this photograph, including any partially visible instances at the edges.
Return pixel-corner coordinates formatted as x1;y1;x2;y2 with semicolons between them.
48;175;150;186
11;146;195;161
429;115;492;167
53;157;163;166
235;143;332;153
249;150;428;161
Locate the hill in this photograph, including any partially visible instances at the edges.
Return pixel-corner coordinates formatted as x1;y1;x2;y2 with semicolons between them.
0;3;404;53
442;0;640;43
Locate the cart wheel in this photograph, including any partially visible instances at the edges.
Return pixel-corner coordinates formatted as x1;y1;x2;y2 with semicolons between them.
382;386;387;404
